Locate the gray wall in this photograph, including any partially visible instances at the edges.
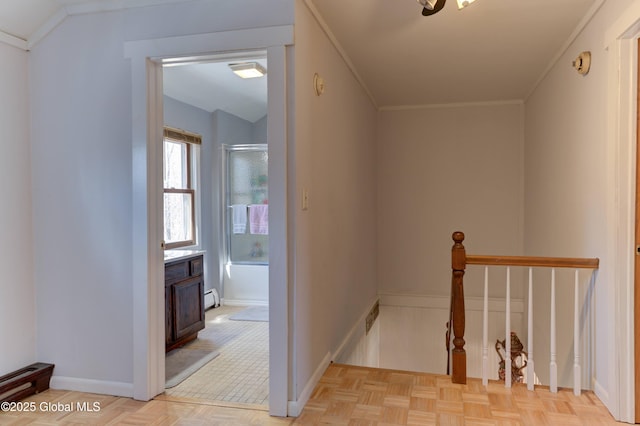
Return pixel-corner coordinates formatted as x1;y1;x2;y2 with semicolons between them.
28;0;292;389
524;0;634;411
376;103;525;299
292;1;379;399
0;42;35;376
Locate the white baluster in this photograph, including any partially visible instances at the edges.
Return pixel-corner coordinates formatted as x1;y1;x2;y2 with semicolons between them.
527;267;535;391
550;268;557;393
482;266;489;386
574;269;581;396
505;267;511;388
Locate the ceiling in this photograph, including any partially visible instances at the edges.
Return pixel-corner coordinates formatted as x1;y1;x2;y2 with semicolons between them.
0;0;83;41
0;0;600;112
308;0;599;107
163;58;268;123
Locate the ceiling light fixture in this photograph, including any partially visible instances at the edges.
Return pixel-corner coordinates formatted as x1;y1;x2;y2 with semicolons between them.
418;0;446;16
417;0;477;16
456;0;477;9
417;0;438;10
229;62;267;79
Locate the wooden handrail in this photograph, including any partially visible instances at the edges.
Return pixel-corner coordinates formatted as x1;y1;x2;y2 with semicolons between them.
466;255;599;269
448;231;599;385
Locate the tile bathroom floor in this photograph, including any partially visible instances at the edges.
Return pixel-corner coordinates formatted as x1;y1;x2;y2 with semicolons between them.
160;304;269;408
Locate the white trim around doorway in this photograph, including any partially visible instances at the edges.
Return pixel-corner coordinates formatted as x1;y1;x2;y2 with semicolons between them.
124;25;293;417
604;4;640;422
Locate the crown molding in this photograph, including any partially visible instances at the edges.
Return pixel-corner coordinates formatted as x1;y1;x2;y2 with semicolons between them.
27;7;68;50
303;0;379;110
1;0;197;51
0;30;28;51
64;0;193;15
379;99;524;111
525;0;605;102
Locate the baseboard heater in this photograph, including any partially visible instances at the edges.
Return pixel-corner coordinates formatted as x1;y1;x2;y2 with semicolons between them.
0;363;55;402
204;288;220;310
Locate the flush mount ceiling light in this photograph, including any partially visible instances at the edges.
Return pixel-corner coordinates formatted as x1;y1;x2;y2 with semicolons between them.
456;0;477;9
229;62;267;78
417;0;477;16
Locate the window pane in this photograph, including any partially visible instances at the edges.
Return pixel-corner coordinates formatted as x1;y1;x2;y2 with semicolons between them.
164;141;188;189
164;192;194;245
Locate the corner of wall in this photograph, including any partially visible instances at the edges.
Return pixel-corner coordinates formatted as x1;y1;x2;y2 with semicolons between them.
332;298;380;365
0;31;28;51
287;351;331;417
593;378;610;415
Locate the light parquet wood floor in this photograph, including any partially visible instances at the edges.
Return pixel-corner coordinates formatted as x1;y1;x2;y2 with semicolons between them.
294;364;622;425
0;389;293;425
0;364;623;425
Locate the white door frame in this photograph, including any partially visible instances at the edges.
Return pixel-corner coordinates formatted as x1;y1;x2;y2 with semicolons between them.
124;26;293;416
604;3;640;423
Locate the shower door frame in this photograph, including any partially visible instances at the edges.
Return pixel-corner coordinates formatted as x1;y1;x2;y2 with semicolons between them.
221;143;269;267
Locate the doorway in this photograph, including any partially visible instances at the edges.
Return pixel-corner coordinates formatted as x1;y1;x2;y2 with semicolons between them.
126;27;291;416
161;55;270;406
598;5;640;422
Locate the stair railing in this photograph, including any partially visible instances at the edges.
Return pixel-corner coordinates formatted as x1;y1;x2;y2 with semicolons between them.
448;231;599;395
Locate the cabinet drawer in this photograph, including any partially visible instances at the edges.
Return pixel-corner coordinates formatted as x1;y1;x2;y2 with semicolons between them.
190;257;203;276
165;261;189;284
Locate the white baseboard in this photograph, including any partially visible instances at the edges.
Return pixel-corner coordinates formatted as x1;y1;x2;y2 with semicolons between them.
51;376;133;398
592;378;624;422
221;298;268;307
593;378;609;410
287;352;331;417
288;300;378;416
378;293;524;313
332;298;378;363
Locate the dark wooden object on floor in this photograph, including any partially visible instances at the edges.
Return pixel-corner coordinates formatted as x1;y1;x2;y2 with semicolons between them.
165;254;205;352
0;362;55;402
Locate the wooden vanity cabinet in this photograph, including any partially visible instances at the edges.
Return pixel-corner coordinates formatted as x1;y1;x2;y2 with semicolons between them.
165;254;205;352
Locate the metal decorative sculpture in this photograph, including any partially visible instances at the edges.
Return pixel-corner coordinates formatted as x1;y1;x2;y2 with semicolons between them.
495;332;528;383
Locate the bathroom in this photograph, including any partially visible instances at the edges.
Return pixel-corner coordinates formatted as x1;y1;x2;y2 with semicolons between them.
161;53;270;405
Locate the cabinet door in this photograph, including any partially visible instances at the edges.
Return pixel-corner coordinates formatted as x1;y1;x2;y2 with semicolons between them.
172;276;205;341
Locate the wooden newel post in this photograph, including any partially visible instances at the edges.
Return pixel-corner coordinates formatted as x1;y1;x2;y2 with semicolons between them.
451;231;467;384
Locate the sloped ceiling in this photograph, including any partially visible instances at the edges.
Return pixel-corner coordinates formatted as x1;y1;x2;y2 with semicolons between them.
163;58;268;123
0;0;601;109
0;0;190;43
0;0;61;40
308;0;600;107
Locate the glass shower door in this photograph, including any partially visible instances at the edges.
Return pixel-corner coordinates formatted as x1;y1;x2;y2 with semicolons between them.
224;144;268;264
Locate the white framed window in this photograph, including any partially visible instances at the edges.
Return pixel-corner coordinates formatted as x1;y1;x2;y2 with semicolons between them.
163;127;201;249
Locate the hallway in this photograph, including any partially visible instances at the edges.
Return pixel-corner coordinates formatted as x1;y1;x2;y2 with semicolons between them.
0;364;620;425
295;364;619;425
